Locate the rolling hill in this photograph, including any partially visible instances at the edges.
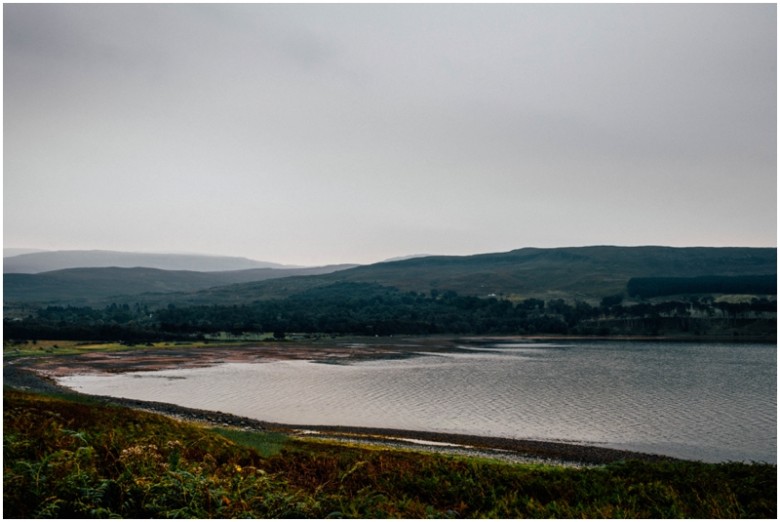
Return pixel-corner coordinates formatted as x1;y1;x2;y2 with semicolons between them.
4;246;775;309
3;248;49;258
3;265;357;305
3;250;289;273
141;245;778;307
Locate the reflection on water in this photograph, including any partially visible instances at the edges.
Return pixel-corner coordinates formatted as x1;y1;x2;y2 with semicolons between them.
58;341;776;463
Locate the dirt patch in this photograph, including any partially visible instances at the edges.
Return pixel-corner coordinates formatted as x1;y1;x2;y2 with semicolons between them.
19;339;461;378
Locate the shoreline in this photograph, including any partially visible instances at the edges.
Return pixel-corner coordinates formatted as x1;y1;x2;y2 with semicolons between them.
8;334;776;378
88;394;677;466
4;362;677;466
5;338;772;466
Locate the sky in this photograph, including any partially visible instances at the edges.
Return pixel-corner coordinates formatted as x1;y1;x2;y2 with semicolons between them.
4;3;777;266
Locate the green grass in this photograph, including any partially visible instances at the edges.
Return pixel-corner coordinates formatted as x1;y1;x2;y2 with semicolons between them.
2;339;255;359
212;428;288;458
4;389;776;518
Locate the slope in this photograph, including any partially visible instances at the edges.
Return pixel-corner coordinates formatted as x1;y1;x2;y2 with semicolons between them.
3;250;289;273
164;245;778;306
4;265;357;305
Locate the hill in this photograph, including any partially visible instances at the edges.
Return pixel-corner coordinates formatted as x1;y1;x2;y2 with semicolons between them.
4;246;775;310
5;246;775;340
176;246;776;306
3;265;357;305
3;250;289;273
3;248;48;257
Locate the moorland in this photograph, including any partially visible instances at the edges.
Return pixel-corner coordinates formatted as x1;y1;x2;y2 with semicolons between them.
3;245;777;518
3;373;776;518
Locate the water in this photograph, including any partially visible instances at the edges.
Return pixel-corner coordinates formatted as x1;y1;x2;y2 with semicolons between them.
58;340;776;463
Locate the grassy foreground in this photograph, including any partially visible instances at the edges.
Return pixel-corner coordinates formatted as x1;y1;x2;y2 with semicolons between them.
3;389;776;518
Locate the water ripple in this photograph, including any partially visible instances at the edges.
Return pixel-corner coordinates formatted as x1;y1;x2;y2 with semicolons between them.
58;341;776;463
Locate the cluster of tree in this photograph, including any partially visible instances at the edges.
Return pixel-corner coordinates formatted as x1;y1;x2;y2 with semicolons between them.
627;275;776;299
4;302;173;342
4;282;776;342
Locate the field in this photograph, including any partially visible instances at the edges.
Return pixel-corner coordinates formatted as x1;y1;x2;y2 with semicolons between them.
3;388;776;518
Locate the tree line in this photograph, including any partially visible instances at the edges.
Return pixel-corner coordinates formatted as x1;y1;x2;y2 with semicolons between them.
627;275;776;299
4;282;776;342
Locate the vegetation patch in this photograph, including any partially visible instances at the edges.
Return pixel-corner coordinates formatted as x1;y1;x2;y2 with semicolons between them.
2;338;253;359
4;389;775;518
627;274;777;299
5;282;776;342
212;428;288;458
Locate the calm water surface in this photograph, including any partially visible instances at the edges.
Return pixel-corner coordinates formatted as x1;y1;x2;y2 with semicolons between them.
58;341;776;463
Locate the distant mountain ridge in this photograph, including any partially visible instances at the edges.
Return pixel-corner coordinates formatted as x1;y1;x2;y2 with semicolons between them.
3;246;775;309
4;265;357;304
3;248;49;257
175;245;777;306
3;250;289;273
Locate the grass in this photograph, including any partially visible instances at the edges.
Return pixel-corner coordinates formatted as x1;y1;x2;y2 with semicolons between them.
3;389;776;518
2;339;256;358
211;428;288;458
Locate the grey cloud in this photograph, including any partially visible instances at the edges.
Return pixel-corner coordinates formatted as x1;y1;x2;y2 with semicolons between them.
4;4;775;264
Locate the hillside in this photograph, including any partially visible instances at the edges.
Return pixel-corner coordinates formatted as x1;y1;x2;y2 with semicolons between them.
4;246;775;309
3;265;357;305
3;250;288;273
175;246;777;306
5;246;776;340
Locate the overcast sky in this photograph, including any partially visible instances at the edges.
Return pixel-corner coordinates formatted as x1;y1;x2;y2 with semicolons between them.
4;4;776;265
